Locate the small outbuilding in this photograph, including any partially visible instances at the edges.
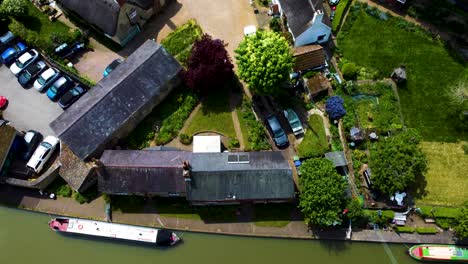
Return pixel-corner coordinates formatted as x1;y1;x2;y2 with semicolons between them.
193;135;221;153
350;127;364;142
293;45;326;72
391;66;407;83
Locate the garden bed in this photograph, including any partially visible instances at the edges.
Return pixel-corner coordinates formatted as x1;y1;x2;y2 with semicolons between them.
236;96;270;151
161;19;202;66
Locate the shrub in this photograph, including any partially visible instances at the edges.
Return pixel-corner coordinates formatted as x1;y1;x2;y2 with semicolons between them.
395;226;415;233
303;71;317;79
73;192;88;204
463;144;468;154
56;184;72;197
179;133;193;145
269;17;281;32
436;218;452;230
326;96;346;120
1;0;28;19
228;138;240;149
364;210;395;226
341;62;358;80
415;227;437;234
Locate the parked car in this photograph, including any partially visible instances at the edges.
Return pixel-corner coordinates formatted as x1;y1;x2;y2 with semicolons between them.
34;67;60;92
266;115;289;147
329;0;340;6
21;130;43;161
10;49;40;76
46;76;74;101
17;60;47;88
54;41;85;59
0;96;8;110
103;59;123;77
26;135;59;174
0;31;15;52
58;85;86;109
283;109;304;136
0;41;27;65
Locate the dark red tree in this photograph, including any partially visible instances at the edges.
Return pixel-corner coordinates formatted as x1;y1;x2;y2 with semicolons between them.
184;34;234;93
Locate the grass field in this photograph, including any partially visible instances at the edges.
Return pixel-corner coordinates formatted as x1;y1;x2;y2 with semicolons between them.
185;88;237;139
332;0;352;32
254;204;294;227
416;141;468;206
338;8;467;142
297;114;329;158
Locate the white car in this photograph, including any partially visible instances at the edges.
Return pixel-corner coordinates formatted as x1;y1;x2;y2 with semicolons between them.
10;49;39;76
26;136;59;174
243;25;257;36
34;67;60;92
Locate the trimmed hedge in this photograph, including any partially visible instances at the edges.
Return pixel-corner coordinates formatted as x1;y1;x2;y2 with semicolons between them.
416;227;438;234
395;226;415;233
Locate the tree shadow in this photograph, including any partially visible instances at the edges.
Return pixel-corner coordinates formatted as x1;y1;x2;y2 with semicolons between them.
20;16;42;33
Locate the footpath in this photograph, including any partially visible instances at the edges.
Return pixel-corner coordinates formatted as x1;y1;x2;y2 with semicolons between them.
0;184;457;244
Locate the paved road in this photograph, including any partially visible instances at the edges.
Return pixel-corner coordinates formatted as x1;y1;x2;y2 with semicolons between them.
0;65;63;136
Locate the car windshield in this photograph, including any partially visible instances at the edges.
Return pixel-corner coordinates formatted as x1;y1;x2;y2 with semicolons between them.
23;71;31;80
291;120;301;128
41;142;52;149
37;76;46;85
71;88;80;96
50;84;58;93
15;60;24;68
273;128;284;138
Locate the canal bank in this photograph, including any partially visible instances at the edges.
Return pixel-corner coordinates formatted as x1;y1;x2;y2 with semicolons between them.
0;184;457;245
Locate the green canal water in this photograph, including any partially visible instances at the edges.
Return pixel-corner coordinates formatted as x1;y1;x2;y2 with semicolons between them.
0;206;418;264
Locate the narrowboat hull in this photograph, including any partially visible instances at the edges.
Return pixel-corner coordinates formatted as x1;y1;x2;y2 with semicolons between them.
409;244;468;262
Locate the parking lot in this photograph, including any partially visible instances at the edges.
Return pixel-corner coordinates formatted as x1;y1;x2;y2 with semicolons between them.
0;65;63;136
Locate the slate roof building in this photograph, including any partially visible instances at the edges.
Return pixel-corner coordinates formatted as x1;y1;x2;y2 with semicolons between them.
187;152;295;205
57;0;168;46
50;40;182;161
272;0;332;47
97;150;295;205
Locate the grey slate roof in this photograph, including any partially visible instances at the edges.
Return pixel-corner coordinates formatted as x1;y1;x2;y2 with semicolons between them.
99;150;191;195
128;0;154;9
188;152;295;202
57;0;120;36
278;0;325;37
50;40;182;160
325;151;348;167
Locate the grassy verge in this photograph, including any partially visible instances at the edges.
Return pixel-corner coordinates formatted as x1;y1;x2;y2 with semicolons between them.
337;4;466;141
185;88;236;139
46;178;72;197
254;204;293;227
297;114;329;158
236;96;270;151
395;226;415;233
418;205;462;218
161;19;202;65
416;142;468;206
332;0;352;32
123;86;197;149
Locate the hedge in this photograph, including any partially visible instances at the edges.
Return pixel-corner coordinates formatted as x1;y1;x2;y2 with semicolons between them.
415;227;438;234
418;206;462;219
395;226;415;233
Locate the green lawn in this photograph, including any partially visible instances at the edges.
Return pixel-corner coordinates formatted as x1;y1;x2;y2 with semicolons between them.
161;19;202;65
416;142;468;206
332;0;352;32
338;7;467;142
185;88;237;139
297;114;329;158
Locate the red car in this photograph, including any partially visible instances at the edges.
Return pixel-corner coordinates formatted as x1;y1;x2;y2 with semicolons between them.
0;96;8;110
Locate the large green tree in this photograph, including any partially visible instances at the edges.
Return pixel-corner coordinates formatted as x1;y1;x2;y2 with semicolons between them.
299;158;346;227
370;129;427;195
454;203;468;240
1;0;28;19
235;30;293;95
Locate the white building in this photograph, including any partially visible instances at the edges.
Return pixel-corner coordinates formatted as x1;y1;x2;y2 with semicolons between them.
272;0;332;47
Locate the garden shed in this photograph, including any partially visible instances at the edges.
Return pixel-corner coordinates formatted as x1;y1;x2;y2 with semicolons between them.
50;40;182;161
193;136;221;153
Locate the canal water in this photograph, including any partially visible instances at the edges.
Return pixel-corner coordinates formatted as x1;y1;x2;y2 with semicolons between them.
0;206;418;264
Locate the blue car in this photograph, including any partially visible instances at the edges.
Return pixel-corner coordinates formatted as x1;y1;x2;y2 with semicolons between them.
46;76;74;101
1;42;27;65
266;115;289;148
103;59;123;77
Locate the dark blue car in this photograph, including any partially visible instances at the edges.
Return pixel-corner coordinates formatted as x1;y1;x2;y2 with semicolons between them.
46;76;74;101
0;41;27;65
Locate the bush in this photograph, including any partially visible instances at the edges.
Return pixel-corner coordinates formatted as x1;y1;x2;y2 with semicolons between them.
364;210;395;226
303;71;317;79
73;192;88;204
415;227;438;234
179;133;193;145
228;138;240;149
269;17;281;32
436;218;452;230
395;226;415;233
326;96;346;120
342;62;358;80
1;0;28;19
463;144;468;154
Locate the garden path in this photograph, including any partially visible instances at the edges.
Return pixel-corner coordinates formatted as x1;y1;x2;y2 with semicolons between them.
229;91;246;150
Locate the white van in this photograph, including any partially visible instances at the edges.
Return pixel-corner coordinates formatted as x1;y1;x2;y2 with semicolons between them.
26;136;59;174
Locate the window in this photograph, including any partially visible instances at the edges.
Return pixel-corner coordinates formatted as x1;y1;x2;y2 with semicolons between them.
227;154;250;164
317;34;326;42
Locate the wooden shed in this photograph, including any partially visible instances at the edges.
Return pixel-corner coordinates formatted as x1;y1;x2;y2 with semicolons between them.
293;44;326;72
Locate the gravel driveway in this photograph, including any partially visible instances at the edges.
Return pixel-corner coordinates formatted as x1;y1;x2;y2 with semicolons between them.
0;65;63;136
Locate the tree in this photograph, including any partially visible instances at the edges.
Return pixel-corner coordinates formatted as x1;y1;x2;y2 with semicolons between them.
341;62;358;80
1;0;28;19
184;34;234;93
370;129;427;195
326;96;346;120
454;203;468;240
235;30;293;95
346;198;364;221
298;158;346;227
